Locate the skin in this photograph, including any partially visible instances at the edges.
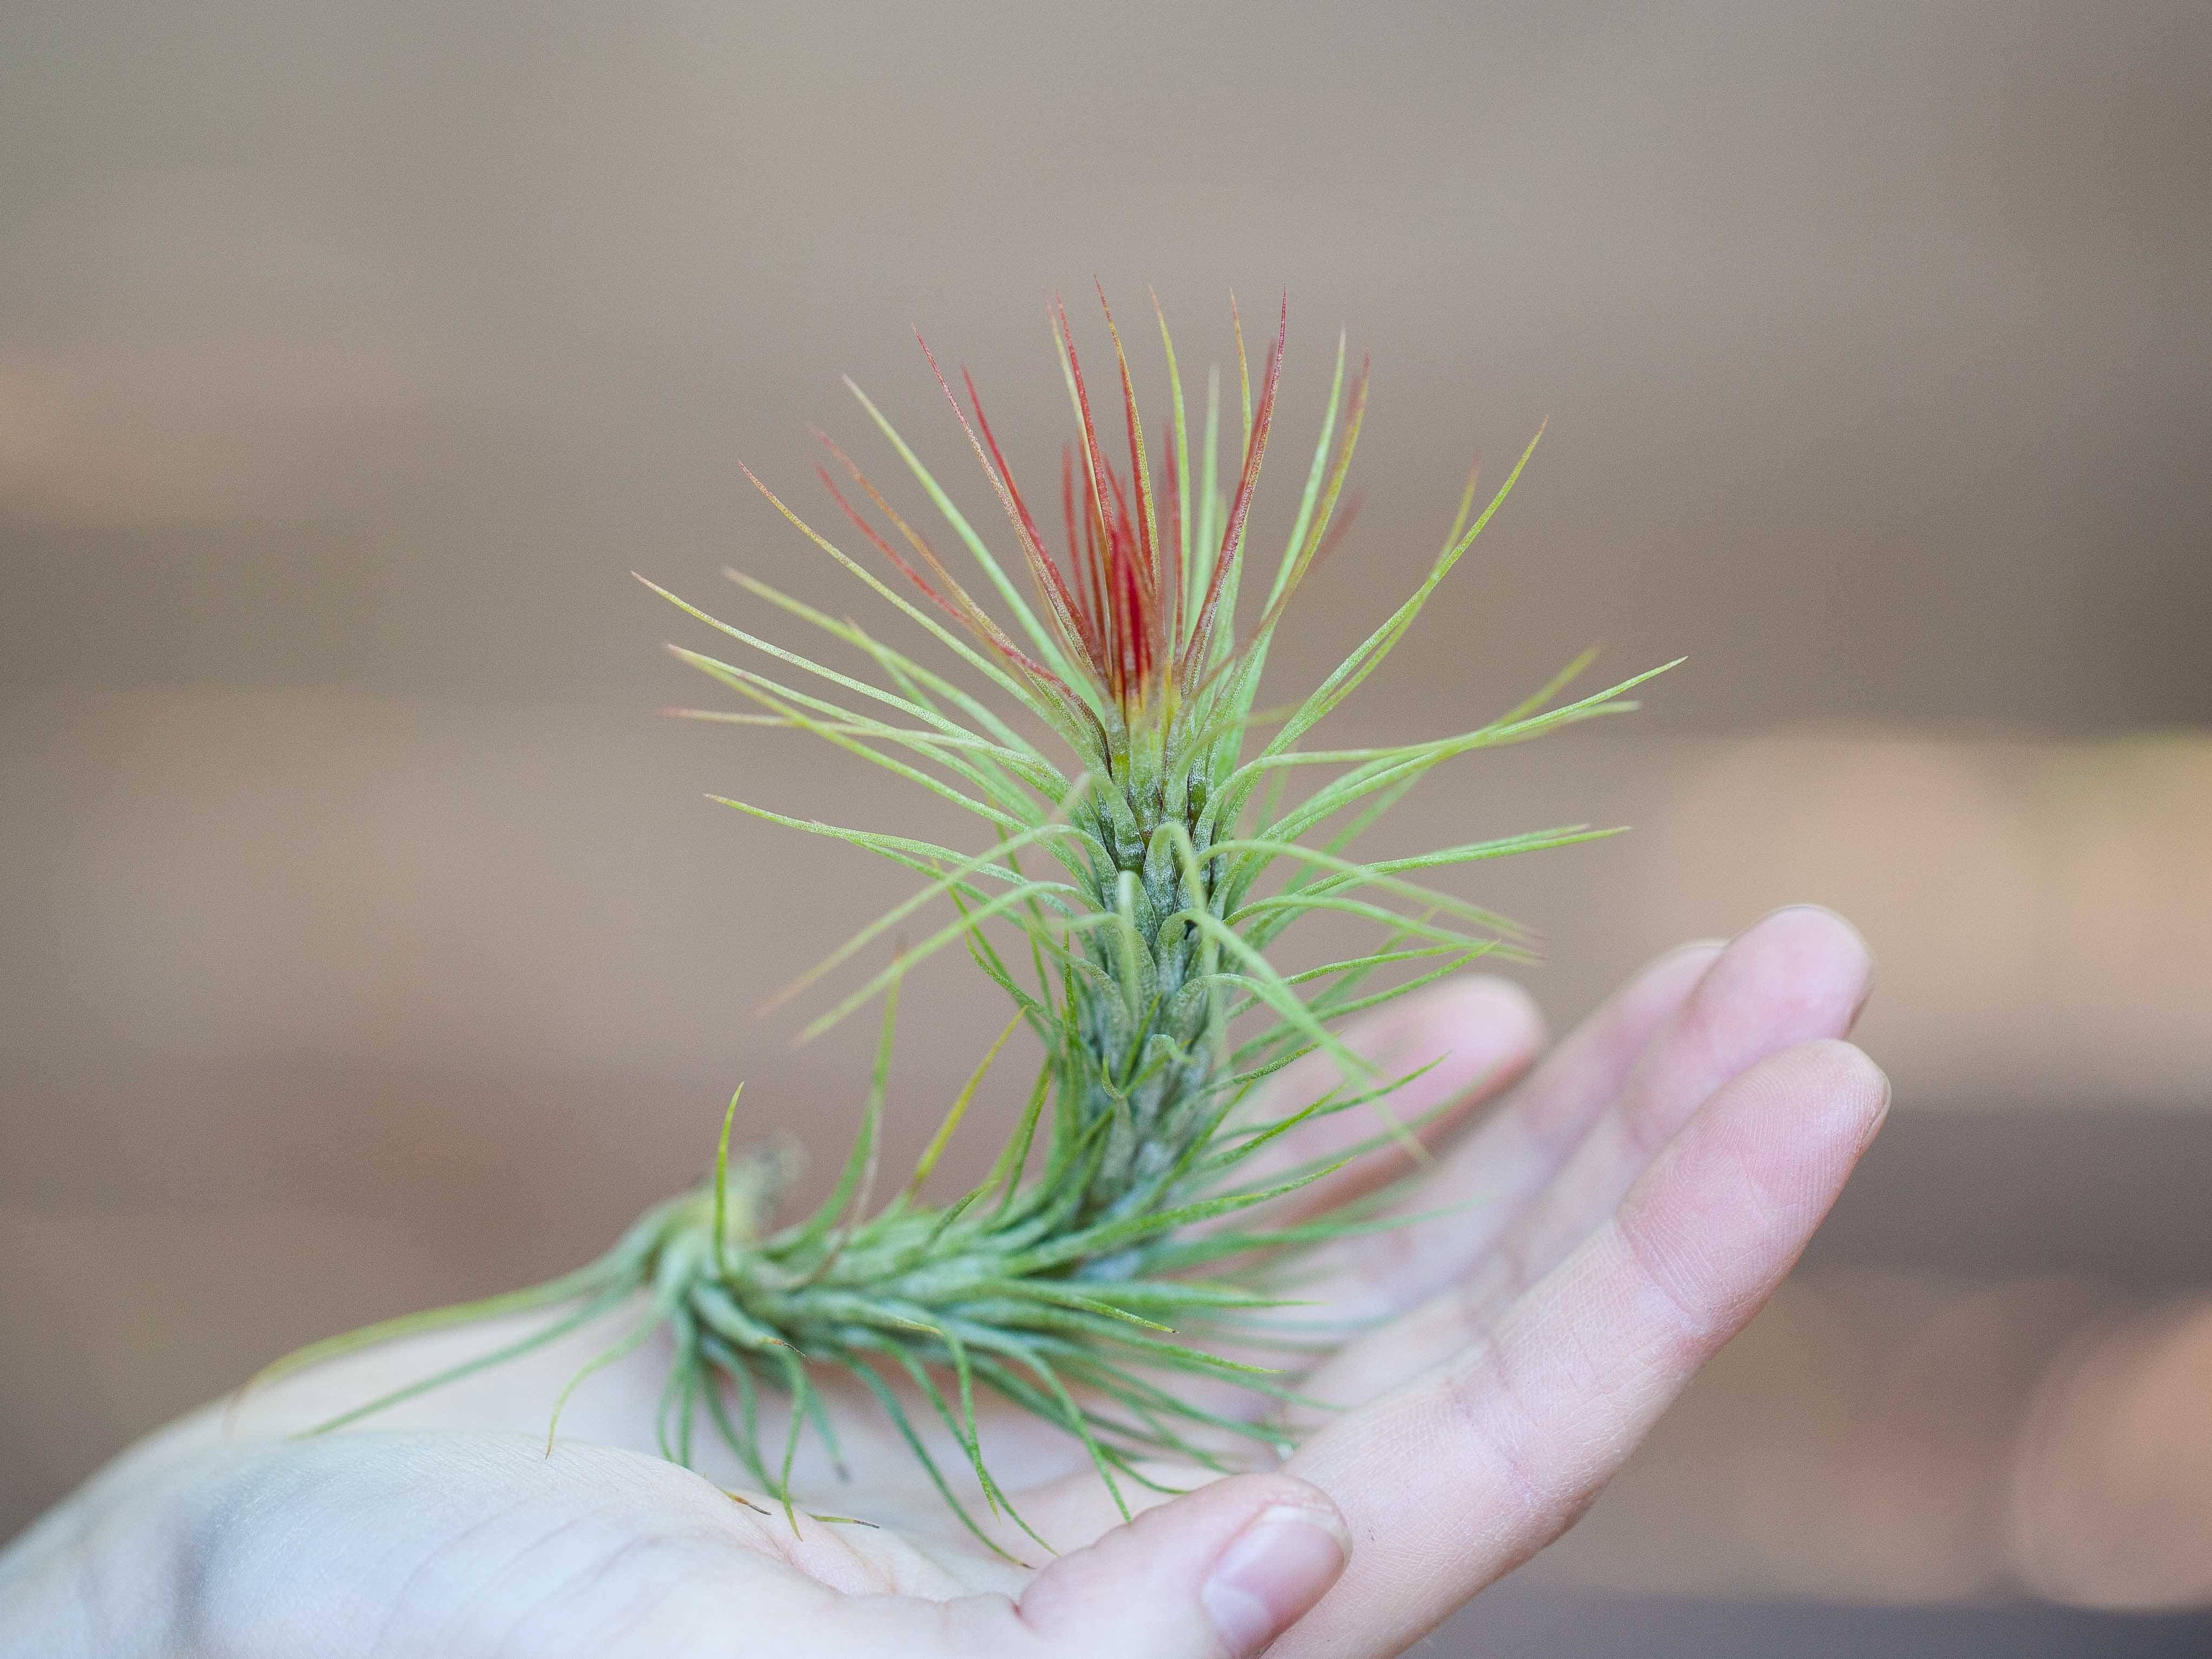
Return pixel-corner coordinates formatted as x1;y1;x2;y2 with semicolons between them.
0;906;1888;1658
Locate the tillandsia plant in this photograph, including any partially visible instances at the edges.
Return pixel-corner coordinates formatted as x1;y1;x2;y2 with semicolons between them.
244;288;1673;1559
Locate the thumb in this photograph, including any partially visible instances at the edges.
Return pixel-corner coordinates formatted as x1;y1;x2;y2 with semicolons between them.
1015;1472;1351;1658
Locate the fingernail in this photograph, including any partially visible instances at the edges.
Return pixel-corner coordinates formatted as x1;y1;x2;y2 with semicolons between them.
1201;1503;1350;1654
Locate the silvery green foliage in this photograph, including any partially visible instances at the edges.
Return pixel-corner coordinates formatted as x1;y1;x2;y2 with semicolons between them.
250;292;1668;1556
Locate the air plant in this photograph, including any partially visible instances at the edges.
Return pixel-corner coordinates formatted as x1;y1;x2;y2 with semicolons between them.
244;288;1671;1557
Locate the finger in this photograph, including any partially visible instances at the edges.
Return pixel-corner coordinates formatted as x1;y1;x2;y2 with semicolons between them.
1285;937;1720;1325
1216;975;1545;1231
1273;1037;1889;1659
1308;908;1868;1339
1003;1470;1350;1658
1445;907;1868;1328
1302;1028;1891;1412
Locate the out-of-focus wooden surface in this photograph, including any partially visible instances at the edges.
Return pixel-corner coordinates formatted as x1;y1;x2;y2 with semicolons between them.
6;2;2209;1648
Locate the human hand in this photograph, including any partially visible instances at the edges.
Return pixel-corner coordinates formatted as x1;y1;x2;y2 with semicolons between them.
0;906;1884;1657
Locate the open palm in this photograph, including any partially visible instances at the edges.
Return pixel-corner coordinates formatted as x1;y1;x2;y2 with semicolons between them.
0;908;1884;1659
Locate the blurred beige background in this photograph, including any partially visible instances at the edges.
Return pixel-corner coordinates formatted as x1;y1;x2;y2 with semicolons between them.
4;2;2210;1653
